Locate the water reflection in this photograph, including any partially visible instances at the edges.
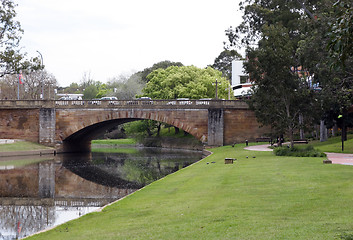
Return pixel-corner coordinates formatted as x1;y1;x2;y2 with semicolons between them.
0;147;203;239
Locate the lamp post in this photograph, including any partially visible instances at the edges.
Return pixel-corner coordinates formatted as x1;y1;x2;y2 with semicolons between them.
213;79;220;99
36;51;44;99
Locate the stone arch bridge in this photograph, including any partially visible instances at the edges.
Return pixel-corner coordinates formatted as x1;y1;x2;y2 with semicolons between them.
0;99;268;153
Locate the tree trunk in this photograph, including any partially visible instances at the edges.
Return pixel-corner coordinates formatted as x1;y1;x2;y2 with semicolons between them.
332;122;338;137
174;127;179;135
320;120;327;142
299;114;304;139
289;129;294;148
156;123;161;136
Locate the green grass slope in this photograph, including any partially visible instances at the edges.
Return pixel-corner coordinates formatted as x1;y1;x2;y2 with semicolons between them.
27;144;353;240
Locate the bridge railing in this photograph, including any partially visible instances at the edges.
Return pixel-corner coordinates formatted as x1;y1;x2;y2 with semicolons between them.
0;99;248;109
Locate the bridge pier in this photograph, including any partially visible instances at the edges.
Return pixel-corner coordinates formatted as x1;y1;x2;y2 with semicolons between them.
38;161;55;198
207;109;224;146
39;108;56;147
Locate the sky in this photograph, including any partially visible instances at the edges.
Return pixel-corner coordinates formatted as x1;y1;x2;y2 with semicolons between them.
16;0;243;87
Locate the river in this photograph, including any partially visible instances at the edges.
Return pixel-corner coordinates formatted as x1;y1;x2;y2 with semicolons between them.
0;147;204;239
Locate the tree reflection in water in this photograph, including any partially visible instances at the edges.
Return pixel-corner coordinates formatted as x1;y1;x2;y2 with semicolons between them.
0;147;203;239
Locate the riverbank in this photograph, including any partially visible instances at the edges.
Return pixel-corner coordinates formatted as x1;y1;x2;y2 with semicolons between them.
0;140;55;157
26;142;353;240
92;137;204;151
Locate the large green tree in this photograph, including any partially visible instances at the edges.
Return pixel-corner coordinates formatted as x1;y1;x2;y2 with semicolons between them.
226;0;327;145
133;60;183;83
246;24;319;147
326;0;353;149
142;66;229;99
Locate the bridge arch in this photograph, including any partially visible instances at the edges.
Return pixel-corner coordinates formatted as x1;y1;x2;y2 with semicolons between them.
57;109;208;152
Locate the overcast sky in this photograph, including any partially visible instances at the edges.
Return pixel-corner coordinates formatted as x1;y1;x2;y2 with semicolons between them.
16;1;242;87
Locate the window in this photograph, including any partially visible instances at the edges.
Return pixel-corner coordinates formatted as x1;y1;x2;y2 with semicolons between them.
240;76;249;84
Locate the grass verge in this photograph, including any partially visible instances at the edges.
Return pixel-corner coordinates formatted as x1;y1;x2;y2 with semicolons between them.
26;143;353;240
92;138;137;145
309;134;353;153
0;141;52;152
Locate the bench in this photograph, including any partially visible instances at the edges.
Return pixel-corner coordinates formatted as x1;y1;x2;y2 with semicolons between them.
256;137;272;143
225;158;236;164
293;139;308;144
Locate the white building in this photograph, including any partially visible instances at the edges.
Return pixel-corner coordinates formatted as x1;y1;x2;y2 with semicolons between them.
231;60;253;97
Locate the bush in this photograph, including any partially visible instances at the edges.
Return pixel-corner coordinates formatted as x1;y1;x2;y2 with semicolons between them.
274;145;326;157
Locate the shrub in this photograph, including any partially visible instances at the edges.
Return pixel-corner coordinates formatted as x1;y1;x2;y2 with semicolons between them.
274;145;326;157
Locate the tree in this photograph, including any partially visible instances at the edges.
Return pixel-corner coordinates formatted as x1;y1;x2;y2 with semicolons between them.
107;73;145;100
326;0;353;150
246;24;319;147
328;0;353;68
225;0;347;145
142;66;229;99
211;49;242;80
0;0;41;76
0;70;57;99
134;60;183;83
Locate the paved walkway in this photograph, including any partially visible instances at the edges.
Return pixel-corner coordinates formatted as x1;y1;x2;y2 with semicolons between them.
244;144;273;151
244;144;353;165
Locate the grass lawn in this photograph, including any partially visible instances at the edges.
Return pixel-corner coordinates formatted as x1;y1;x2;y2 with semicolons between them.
92;138;137;145
92;147;139;154
27;143;353;240
0;141;52;152
309;134;353;153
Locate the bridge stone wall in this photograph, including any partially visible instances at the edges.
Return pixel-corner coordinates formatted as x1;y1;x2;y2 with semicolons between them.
224;109;268;144
0;108;40;143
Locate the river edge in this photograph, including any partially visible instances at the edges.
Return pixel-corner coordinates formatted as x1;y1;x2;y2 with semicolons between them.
24;148;213;239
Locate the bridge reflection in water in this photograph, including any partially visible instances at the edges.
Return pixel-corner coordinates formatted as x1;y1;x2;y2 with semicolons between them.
0;148;203;239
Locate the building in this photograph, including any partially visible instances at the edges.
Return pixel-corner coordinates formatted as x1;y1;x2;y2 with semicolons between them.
231;60;252;97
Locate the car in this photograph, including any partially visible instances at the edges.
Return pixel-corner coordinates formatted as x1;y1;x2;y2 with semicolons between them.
100;96;119;105
100;97;117;100
138;97;153;104
58;96;72;100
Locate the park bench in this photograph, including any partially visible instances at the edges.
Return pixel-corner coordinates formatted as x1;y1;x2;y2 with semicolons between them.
255;137;272;143
293;139;308;144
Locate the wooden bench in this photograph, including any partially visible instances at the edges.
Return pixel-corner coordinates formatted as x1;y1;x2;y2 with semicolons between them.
293;139;308;144
256;137;272;143
225;158;236;164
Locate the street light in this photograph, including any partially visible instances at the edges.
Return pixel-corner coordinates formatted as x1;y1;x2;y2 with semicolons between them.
213;79;220;99
36;51;44;99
